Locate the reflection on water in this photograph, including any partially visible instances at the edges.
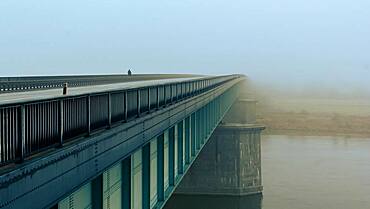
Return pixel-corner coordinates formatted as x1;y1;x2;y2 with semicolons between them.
165;135;370;209
164;193;262;209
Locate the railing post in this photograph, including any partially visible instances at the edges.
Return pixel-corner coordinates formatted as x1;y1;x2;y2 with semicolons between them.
124;91;128;121
58;100;64;146
163;86;166;106
156;86;160;109
137;89;141;117
18;105;25;162
170;85;173;103
108;93;112;128
148;87;150;112
87;96;91;135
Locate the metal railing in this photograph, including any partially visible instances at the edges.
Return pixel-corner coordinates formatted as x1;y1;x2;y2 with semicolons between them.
0;74;198;94
0;75;242;166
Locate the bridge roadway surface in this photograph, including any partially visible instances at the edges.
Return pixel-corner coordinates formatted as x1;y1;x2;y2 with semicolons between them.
0;76;205;106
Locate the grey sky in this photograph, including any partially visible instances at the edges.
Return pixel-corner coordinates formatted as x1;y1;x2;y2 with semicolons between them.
1;0;369;90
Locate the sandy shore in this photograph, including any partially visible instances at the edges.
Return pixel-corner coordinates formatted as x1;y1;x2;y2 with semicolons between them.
257;111;370;138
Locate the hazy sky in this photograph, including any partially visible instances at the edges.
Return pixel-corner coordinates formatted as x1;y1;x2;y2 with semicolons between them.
1;0;369;90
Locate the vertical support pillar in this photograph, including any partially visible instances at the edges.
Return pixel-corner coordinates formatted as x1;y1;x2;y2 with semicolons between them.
169;127;175;186
201;108;205;144
196;111;200;150
184;117;190;164
208;103;212;132
92;175;103;209
142;144;150;209
131;149;143;209
191;113;196;156
214;98;217;122
210;100;215;130
49;204;58;209
217;98;220;121
204;107;207;141
200;108;204;145
215;100;217;125
176;97;265;196
122;157;131;209
205;106;208;136
210;102;213;129
210;103;213;129
206;106;209;138
204;106;207;136
177;121;184;174
157;134;164;202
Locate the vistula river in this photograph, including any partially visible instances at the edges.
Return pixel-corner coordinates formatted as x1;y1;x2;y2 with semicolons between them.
164;135;370;209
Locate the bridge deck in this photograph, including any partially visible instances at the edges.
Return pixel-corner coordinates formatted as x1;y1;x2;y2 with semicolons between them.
0;74;200;94
0;77;204;106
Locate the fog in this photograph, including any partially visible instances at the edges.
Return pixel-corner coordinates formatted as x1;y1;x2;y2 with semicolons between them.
1;0;370;95
251;79;370;100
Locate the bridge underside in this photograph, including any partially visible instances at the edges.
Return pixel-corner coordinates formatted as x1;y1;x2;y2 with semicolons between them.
0;79;242;209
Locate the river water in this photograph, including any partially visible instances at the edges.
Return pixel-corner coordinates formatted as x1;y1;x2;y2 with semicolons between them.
165;135;370;209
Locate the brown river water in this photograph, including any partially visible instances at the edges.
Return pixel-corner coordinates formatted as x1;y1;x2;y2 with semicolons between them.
165;135;370;209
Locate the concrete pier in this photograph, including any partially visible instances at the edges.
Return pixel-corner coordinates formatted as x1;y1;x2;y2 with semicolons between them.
175;99;265;196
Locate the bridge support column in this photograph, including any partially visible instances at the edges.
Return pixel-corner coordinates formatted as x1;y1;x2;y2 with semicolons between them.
175;99;265;196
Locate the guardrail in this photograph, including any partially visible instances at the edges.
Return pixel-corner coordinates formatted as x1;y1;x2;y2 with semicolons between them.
0;74;197;94
0;75;242;166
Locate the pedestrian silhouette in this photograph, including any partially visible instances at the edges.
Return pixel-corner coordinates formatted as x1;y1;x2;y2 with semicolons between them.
128;69;132;76
63;83;68;95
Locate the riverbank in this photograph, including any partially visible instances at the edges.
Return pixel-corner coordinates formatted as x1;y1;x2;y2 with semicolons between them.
257;111;370;138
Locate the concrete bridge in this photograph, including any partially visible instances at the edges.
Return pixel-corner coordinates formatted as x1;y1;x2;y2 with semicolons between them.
0;74;264;209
